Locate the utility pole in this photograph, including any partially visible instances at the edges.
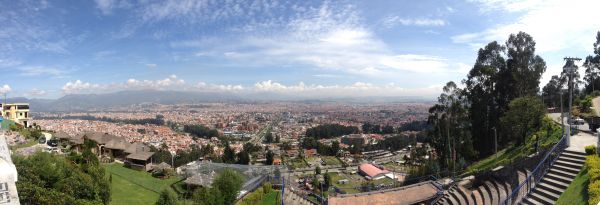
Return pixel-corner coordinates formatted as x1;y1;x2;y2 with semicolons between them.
564;57;582;147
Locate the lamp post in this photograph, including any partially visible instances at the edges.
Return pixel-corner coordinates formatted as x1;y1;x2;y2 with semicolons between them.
492;127;497;159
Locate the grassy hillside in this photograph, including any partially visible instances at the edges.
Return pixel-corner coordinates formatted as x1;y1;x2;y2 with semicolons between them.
556;167;589;205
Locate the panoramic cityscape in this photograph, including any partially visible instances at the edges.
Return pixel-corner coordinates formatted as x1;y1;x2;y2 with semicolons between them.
2;0;600;205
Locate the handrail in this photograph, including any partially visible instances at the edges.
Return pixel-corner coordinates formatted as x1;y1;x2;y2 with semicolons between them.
501;135;567;205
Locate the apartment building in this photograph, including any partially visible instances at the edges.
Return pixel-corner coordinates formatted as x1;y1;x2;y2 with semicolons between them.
0;103;30;127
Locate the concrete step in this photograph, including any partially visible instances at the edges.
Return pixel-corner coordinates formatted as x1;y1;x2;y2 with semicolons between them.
449;187;467;205
548;168;578;178
553;164;581;173
528;191;555;205
554;159;584;169
563;150;586;157
479;185;491;205
472;189;483;205
484;181;499;205
532;184;561;201
558;155;586;164
540;177;570;190
447;189;459;205
534;181;565;197
458;186;474;205
521;196;547;205
545;172;574;184
495;180;508;202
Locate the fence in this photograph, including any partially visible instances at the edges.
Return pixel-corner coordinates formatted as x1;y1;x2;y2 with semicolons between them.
501;135;567;205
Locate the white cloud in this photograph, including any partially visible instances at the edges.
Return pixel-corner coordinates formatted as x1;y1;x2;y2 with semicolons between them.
382;16;447;28
27;88;47;97
60;76;444;97
251;80;443;97
171;3;457;76
18;66;67;77
458;0;600;53
63;75;186;94
62;80;103;94
0;85;11;95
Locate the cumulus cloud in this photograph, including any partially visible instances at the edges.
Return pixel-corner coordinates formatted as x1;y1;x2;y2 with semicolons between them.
381;16;447;28
60;76;443;97
62;75;187;94
0;85;11;95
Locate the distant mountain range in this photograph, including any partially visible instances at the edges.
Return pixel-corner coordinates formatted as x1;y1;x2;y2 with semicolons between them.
1;90;435;112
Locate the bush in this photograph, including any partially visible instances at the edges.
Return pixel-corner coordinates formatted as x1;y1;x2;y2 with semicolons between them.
590;180;600;205
588;155;600;205
586;145;598;155
263;182;272;194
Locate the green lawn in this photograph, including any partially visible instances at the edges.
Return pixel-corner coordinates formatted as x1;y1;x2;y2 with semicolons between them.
321;156;342;166
556;167;589;205
258;191;281;205
286;157;309;169
103;163;181;205
110;172;160;205
330;172;360;194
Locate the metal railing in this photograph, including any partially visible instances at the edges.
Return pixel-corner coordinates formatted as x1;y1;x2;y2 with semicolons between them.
501;135;567;205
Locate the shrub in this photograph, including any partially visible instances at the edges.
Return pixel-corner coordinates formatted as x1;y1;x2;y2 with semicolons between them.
586;145;598;155
263;182;272;194
590;180;600;205
590;168;600;182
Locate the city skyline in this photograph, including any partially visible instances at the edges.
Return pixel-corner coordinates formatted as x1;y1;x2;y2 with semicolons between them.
1;0;599;99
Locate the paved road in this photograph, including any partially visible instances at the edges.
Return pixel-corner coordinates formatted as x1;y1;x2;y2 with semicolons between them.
547;113;590;131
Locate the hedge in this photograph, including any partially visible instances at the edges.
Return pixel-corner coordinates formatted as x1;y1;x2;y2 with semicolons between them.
586;145;597;155
587;155;600;205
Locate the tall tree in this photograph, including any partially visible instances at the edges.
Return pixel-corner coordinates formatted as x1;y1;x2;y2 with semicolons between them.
542;75;565;108
212;169;244;205
584;32;600;93
222;142;236;164
428;81;475;168
500;96;546;145
265;150;274;165
236;150;250;165
464;41;505;157
505;32;547;97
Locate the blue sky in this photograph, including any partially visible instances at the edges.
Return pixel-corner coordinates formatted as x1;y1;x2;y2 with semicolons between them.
1;0;599;99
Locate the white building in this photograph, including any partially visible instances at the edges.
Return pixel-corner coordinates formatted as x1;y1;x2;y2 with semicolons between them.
0;134;19;205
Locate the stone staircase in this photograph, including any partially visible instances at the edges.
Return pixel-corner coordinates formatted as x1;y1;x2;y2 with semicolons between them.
284;190;315;205
520;150;586;205
435;169;533;205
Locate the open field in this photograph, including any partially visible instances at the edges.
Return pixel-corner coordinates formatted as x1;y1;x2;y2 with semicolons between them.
321;156;343;166
110;172;159;205
286;157;309;169
103;163;181;205
330;172;360;194
258;191;281;205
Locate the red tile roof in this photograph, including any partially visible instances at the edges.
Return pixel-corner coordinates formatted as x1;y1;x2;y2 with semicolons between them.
359;163;388;178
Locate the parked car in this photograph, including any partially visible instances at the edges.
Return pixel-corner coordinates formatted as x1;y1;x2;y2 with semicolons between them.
570;117;585;125
47;139;58;147
38;137;46;144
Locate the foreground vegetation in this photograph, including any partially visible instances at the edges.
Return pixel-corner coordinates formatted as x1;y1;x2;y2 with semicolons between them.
14;144;110;205
465;116;562;174
556;167;589;205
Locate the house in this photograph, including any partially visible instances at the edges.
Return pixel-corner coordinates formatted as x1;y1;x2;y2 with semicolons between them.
358;163;389;180
0;103;30;127
304;149;317;158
